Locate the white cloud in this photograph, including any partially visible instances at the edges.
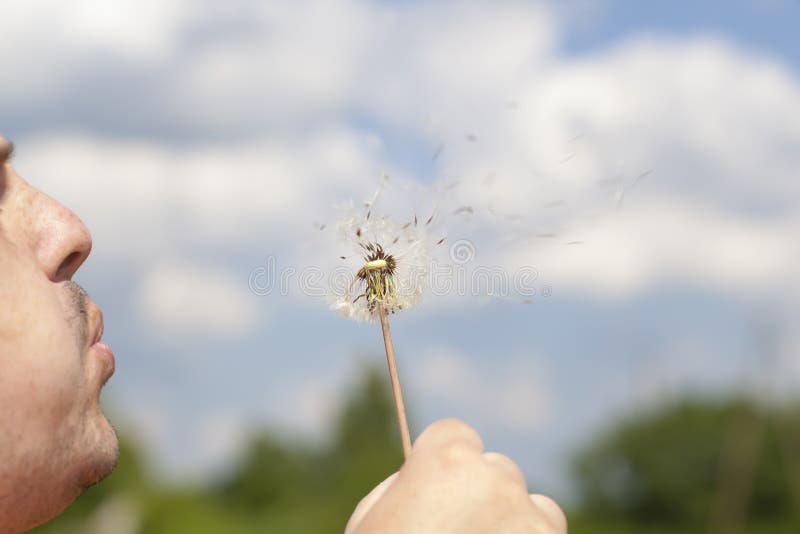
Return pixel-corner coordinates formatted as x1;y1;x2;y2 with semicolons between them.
61;0;185;61
14;128;380;263
515;37;800;206
136;260;258;339
417;36;800;302
123;405;248;481
357;2;556;132
411;347;553;432
1;0;557;135
191;413;249;476
1;0;186;104
7;2;799;309
260;374;343;440
170;0;376;130
431;37;800;221
501;199;800;297
115;391;172;453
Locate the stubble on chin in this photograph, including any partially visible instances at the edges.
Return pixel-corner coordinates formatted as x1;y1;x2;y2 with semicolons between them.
0;416;119;533
76;415;120;491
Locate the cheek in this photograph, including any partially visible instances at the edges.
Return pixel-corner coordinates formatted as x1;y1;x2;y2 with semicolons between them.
0;255;84;429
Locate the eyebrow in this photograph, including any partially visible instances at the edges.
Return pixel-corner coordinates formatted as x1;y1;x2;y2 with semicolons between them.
0;140;14;165
0;140;11;201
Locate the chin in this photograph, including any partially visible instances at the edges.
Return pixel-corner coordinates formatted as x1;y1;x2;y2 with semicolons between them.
77;412;120;490
13;417;120;534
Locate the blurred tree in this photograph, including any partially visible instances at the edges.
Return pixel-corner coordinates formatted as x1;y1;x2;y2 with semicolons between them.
216;434;311;512
212;364;404;533
137;491;248;534
572;398;800;533
324;364;404;506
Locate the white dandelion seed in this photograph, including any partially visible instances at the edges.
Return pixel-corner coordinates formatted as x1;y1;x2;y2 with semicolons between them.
330;202;435;324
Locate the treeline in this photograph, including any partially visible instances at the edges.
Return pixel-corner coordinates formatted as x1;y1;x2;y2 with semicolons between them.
35;366;800;533
571;398;800;533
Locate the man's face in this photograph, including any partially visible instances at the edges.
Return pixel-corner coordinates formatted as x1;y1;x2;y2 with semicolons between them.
0;136;117;532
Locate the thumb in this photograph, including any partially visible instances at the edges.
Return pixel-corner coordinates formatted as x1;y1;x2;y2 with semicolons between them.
344;472;399;534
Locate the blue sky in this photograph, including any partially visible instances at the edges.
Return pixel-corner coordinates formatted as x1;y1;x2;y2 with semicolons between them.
2;0;799;502
559;1;800;63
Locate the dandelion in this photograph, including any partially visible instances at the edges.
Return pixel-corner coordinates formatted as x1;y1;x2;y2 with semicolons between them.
330;179;443;458
332;213;431;323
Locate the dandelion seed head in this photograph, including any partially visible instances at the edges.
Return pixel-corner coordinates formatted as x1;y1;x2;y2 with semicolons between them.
329;186;433;323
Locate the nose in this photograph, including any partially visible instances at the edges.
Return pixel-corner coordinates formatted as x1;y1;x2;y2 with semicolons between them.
29;188;93;282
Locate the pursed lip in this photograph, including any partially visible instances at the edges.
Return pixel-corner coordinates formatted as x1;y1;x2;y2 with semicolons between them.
89;304;104;345
87;301;115;382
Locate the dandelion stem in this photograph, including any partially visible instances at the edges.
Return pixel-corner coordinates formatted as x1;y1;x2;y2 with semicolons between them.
378;305;412;459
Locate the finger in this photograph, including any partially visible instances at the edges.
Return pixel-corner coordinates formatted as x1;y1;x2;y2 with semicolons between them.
530;494;568;533
482;452;527;486
344;472;399;534
412;418;483;455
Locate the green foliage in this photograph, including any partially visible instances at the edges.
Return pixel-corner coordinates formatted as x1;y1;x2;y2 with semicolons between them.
33;364;404;534
571;397;800;533
37;363;800;534
325;365;404;507
138;492;250;534
216;434;313;512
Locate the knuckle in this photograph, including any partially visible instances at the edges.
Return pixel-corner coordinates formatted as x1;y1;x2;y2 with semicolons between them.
483;452;527;485
433;418;482;444
431;417;469;433
413;418;484;455
439;440;478;463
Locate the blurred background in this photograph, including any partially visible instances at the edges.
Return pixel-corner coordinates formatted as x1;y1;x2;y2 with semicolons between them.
2;0;799;532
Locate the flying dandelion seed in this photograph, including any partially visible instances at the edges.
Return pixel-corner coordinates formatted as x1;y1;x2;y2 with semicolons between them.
432;142;445;162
